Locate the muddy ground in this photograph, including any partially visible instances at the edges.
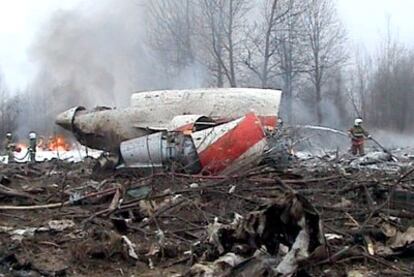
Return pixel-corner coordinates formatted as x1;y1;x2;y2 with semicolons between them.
0;155;413;276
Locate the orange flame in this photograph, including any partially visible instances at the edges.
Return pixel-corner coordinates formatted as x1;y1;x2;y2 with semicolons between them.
15;143;26;153
47;136;71;151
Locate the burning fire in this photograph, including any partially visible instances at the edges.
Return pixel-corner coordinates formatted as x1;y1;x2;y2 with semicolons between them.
47;136;71;152
15;144;26;153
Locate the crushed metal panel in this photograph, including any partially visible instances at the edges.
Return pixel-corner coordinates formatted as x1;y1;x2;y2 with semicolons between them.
120;132;165;168
130;88;282;119
56;88;282;152
191;193;325;276
56;107;154;151
55;106;86;131
119;131;201;174
257;115;278;130
168;115;216;133
192;113;267;175
118;113;268;175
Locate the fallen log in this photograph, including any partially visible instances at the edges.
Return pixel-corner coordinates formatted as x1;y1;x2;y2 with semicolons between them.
0;185;35;200
0;187;117;210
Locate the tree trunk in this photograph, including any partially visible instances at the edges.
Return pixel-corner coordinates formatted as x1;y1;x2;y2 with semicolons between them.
217;62;224;87
283;74;293;123
228;0;237;87
315;82;322;124
261;0;278;88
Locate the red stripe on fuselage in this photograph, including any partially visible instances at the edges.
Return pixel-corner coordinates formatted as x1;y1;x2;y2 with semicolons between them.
257;116;277;128
198;113;265;174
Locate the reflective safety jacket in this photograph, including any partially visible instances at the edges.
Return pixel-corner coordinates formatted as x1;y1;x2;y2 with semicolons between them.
348;126;369;145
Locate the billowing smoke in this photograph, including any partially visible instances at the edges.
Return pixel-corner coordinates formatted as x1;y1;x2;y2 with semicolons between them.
16;0;203;138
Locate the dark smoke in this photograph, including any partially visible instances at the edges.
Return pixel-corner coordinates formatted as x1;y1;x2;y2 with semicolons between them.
17;0;200;137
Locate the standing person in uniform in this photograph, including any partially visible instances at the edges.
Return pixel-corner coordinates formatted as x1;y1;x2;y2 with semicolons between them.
28;132;37;163
348;118;371;156
4;133;17;162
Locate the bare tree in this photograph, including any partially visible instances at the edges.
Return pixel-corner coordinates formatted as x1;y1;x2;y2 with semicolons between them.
200;0;250;87
146;0;250;88
243;0;287;88
199;0;226;87
0;73;8;137
275;0;307;122
146;0;198;77
242;0;307;122
392;52;414;131
301;0;347;124
347;46;373;120
325;67;350;127
369;18;413;131
0;72;20;139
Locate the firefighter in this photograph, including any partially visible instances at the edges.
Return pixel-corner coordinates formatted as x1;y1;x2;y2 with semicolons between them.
28;132;37;163
348;118;371;156
4;132;16;162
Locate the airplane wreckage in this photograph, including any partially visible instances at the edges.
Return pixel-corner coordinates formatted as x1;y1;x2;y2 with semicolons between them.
56;88;282;175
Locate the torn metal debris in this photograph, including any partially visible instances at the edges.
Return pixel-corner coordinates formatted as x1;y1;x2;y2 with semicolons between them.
190;193;324;276
55;88;282;175
1;152;414;275
2;89;414;276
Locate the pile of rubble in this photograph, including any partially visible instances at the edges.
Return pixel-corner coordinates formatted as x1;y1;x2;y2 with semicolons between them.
0;153;413;276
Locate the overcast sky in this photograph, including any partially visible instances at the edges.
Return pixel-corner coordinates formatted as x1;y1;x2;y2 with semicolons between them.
0;0;413;91
338;0;414;48
0;0;84;90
